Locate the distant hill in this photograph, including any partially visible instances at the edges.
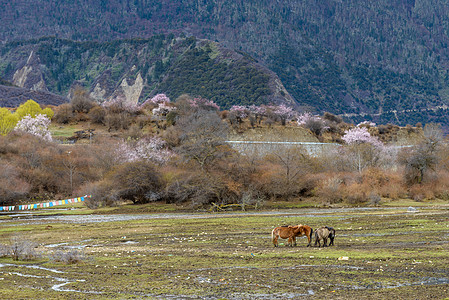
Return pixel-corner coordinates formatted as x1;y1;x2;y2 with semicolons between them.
0;84;68;107
1;1;449;126
0;36;294;109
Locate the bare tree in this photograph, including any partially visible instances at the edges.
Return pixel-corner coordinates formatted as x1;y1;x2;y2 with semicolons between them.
267;146;310;186
71;87;94;113
401;123;444;184
176;109;230;170
63;150;77;195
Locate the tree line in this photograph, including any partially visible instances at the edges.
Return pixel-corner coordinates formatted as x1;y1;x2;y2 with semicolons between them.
1;92;448;209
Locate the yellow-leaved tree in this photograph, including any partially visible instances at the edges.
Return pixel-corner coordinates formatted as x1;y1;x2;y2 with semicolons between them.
0;107;19;135
14;99;44;119
14;99;54;119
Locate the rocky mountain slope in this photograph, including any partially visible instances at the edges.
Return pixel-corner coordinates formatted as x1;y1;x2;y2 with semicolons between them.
0;36;294;109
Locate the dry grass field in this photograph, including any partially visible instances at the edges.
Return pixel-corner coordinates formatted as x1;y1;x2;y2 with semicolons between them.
1;202;448;299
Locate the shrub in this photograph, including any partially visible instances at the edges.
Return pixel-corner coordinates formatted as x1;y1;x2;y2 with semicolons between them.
0;244;9;257
109;161;163;204
79;180;119;209
297;113;329;136
9;236;38;261
105;111;130;131
41;107;55;119
323;112;343;124
164;171;229;207
102;95;141;114
50;249;88;264
135;115;151;129
369;193;381;206
0;162;31;205
239;189;266;210
316;176;343;204
408;185;428;201
344;185;369;205
53;103;74;124
14;99;43;119
71;88;94;113
0;107;18;135
88;105;106;124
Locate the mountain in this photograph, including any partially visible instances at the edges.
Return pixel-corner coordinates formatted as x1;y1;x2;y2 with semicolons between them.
0;37;294;109
1;1;449;126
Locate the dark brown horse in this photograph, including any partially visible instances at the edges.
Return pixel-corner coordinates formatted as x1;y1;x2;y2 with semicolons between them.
314;226;336;247
272;224;313;247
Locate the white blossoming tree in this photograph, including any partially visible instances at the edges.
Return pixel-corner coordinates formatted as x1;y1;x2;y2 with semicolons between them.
116;136;175;165
14;114;52;142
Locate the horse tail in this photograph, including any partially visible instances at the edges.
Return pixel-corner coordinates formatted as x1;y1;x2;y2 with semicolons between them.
272;227;281;247
310;227;313;240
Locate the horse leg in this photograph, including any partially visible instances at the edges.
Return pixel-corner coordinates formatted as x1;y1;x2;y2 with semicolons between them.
287;237;293;247
292;236;297;247
323;237;328;247
307;233;311;247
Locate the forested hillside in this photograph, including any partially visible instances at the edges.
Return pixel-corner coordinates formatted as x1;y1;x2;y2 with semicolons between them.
1;0;449;125
0;36;293;109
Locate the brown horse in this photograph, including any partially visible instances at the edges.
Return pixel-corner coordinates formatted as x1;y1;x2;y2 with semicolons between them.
272;224;313;247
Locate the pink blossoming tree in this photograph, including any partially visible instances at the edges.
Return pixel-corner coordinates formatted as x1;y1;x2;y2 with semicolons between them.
342;127;383;148
266;104;296;125
229;105;248;125
341;127;393;172
142;94;171;107
152;102;177;116
297;112;329;136
188;97;220;111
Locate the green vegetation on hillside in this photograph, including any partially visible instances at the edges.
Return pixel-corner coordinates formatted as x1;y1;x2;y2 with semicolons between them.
158;45;271;109
0;36;289;110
